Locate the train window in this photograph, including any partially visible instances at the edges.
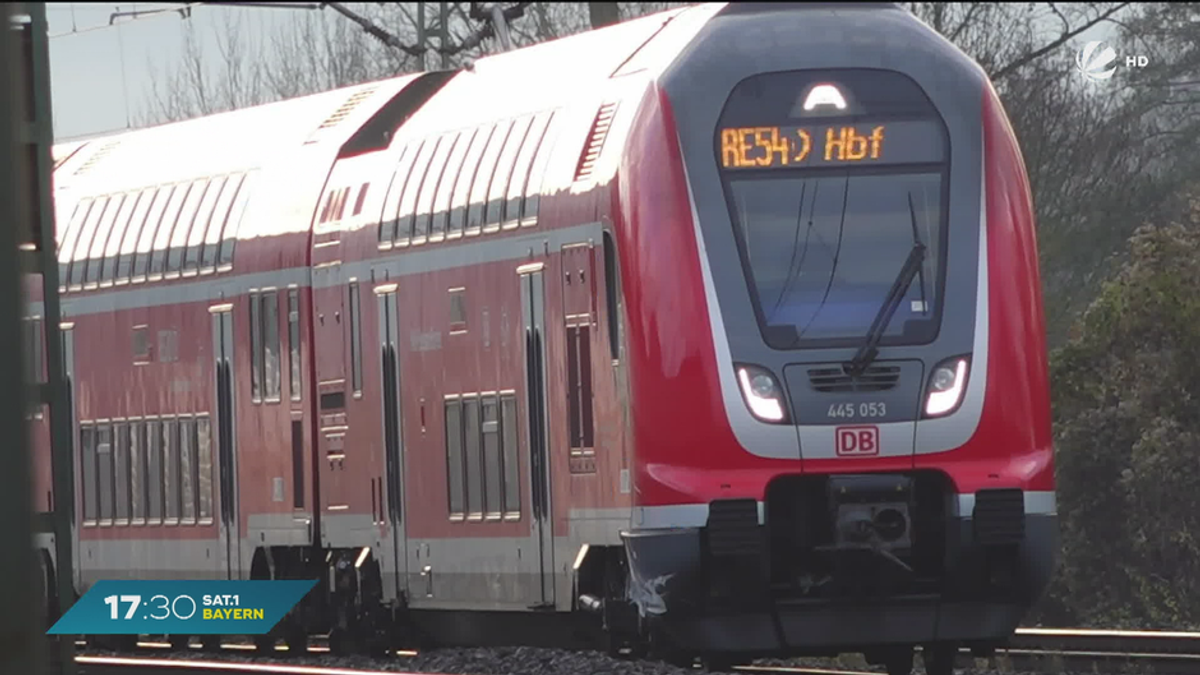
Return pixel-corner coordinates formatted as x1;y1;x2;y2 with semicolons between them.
86;194;125;287
449;288;466;334
22;318;43;385
167;179;209;275
433;129;473;239
566;324;595;451
444;396;465;518
500;393;520;517
290;420;304;510
288;289;301;401
505;113;551;225
416;133;456;242
603;231;621;362
150;183;190;278
96;422;113;525
486;116;532;230
349;282;362;396
481;395;502;519
132;186;171;282
101;193;139;286
80;423;97;525
468;120;512;235
353;182;370;217
217;170;255;270
522;113;559;225
68;196;108;288
462;394;483;519
397;139;437;245
114;422;130;525
379;144;415;245
116;189;155;283
263;291;282;401
145;418;163;524
57;197;93;287
163;418;180;524
157;329;179;363
197;415;213;522
202;174;243;272
450;125;494;238
179;416;196;525
250;291;263;402
132;325;150;363
130;420;144;524
186;176;226;274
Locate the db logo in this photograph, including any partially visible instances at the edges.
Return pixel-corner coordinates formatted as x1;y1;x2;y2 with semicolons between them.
836;425;880;457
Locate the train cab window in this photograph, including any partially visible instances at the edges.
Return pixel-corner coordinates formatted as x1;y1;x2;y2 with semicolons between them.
433;130;473;239
398;139;437;245
500;393;520;518
444;396;465;518
80;423;97;525
86;195;125;287
486;116;532;230
163;417;180;524
130;419;144;524
481;395;502;519
145;418;163;524
349;281;362;396
150;184;190;278
451;125;494;238
505;113;551;226
217;170;255;270
468;120;512;235
522;112;558;225
113;421;130;525
288;289;301;401
68;196;108;288
167;179;209;276
353;182;370;217
96;422;114;524
133;186;172;282
416;133;455;242
116;189;155;283
186;175;226;274
196;415;214;523
58;198;93;287
179;416;196;524
202;174;243;272
379;144;416;245
101;193;139;286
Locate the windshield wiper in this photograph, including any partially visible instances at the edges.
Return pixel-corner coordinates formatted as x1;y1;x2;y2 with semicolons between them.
845;192;926;376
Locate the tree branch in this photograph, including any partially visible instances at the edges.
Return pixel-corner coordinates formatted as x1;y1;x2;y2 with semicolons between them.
991;3;1131;82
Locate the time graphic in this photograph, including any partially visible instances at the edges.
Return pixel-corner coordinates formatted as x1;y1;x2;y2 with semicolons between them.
49;580;315;635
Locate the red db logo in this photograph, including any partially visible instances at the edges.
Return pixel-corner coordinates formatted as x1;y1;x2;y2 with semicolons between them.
836;426;880;457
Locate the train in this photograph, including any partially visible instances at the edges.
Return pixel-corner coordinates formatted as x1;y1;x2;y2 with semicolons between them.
27;2;1058;674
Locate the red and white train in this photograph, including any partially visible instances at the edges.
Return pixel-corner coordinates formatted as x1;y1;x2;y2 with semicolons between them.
30;2;1057;672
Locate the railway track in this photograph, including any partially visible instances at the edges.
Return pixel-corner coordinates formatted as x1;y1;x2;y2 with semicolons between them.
70;628;1200;675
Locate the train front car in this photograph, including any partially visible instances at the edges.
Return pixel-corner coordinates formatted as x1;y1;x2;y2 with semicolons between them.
616;3;1056;672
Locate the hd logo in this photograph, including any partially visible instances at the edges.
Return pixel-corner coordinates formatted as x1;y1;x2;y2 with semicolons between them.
1076;41;1148;82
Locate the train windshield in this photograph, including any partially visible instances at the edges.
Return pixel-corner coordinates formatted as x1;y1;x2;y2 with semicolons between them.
715;68;949;349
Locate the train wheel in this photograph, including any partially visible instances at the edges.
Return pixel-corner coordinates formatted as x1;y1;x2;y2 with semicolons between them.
885;648;914;675
253;633;276;654
922;644;956;675
199;635;221;652
169;634;190;650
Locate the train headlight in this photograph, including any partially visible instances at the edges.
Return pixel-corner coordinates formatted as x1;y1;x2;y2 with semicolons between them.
736;364;789;423
923;355;970;418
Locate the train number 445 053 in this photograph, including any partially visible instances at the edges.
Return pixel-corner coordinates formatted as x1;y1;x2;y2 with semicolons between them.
827;402;887;418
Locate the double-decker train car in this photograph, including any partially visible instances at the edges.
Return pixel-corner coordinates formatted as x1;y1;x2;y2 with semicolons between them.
30;2;1057;672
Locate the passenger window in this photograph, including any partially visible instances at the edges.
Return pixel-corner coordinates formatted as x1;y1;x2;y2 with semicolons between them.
353;182;370;217
467;121;513;234
58;197;93;286
80;423;97;524
163;418;179;524
379;144;416;245
506;113;551;225
101;193;139;285
145;418;163;524
97;422;113;524
445;396;465;518
86;195;125;286
603;231;622;362
133;186;172;281
434;129;474;239
416;133;456;241
397;139;437;245
116;190;155;283
150;184;190;278
114;422;130;524
130;419;144;524
487;116;532;229
203;174;243;271
462;394;483;518
522;112;559;225
167;179;209;275
22;318;43;386
179;416;196;524
482;395;502;519
68;196;108;288
217;170;255;269
186;176;226;273
349;282;362;396
450;126;493;237
250;291;263;402
500;393;520;517
262;291;281;400
196;416;214;523
288;289;301;401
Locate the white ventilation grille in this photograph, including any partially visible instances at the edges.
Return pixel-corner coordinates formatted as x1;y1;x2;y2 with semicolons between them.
72;139;121;176
305;85;380;145
574;102;618;182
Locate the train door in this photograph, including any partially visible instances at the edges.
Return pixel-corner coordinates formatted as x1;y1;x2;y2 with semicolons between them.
312;262;348;533
210;304;240;578
375;284;408;597
519;263;554;608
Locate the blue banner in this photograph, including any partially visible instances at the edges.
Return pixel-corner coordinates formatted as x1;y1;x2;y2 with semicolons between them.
47;580;317;635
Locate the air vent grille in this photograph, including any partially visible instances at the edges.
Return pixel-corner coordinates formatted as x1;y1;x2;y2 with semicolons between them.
306;86;380;144
973;488;1025;545
807;365;900;393
72;139;121;176
573;102;618;182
